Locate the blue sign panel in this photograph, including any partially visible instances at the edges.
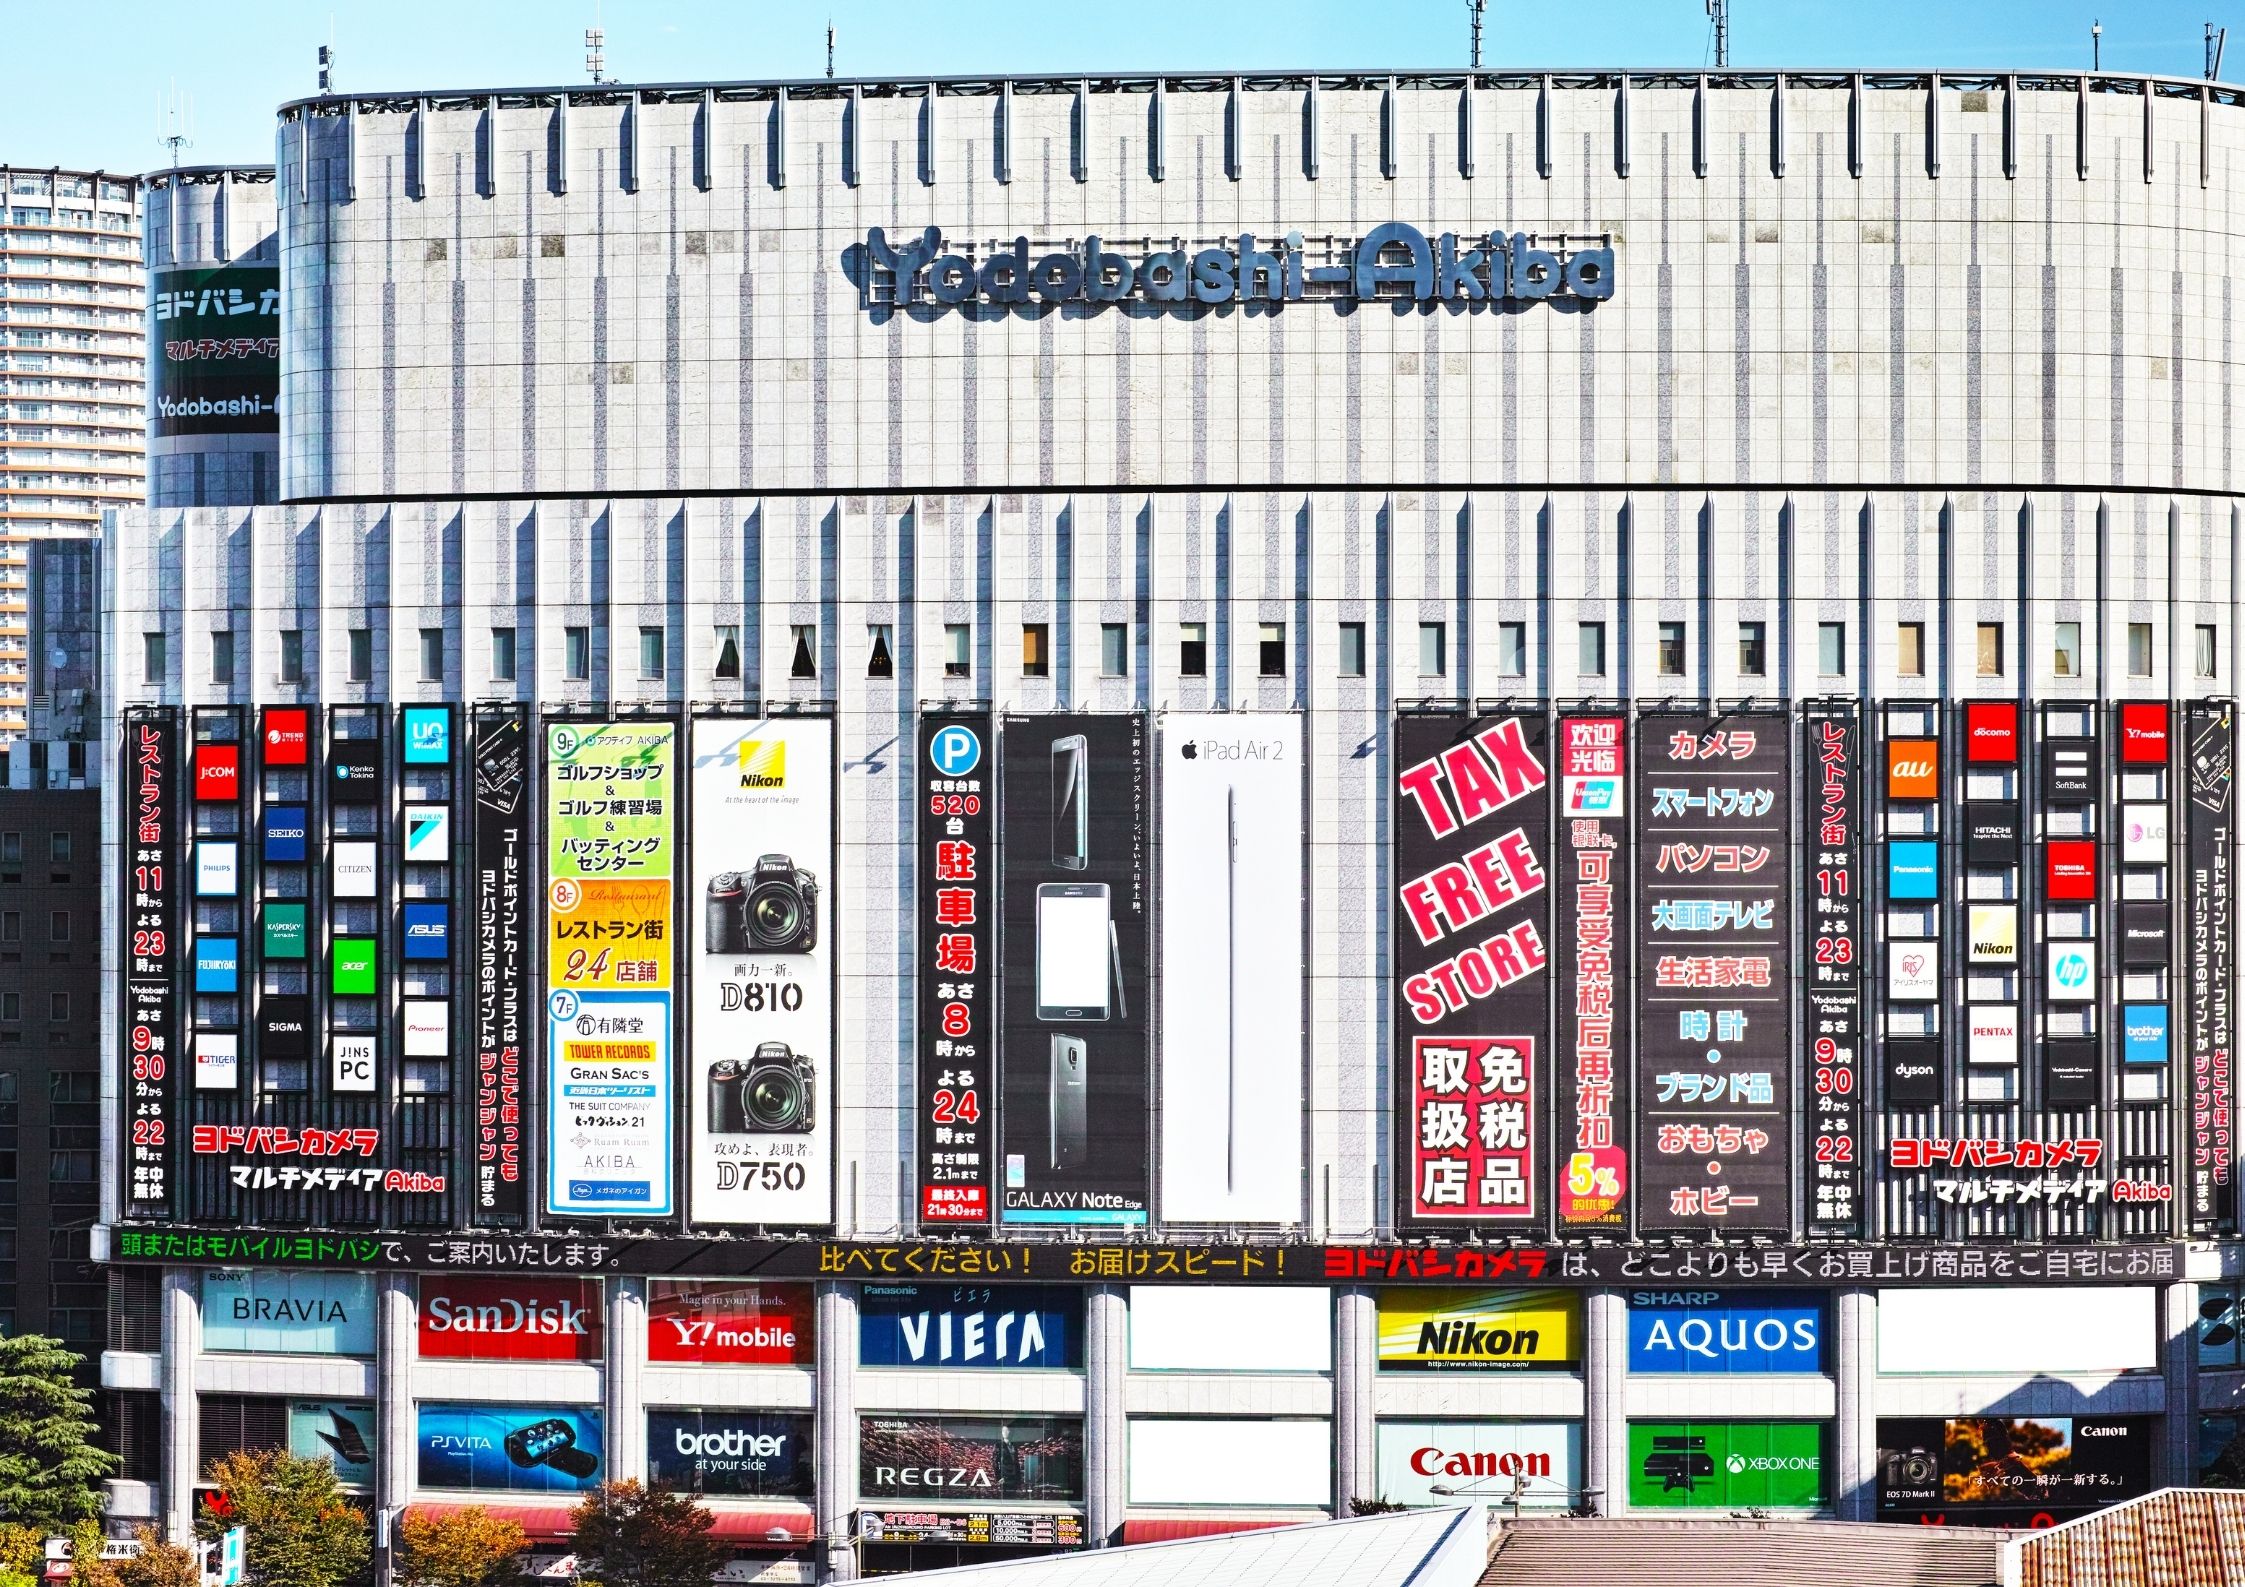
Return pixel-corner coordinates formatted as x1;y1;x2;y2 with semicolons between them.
416;1405;604;1492
858;1284;1083;1369
1886;841;1939;901
403;902;451;960
2123;1004;2170;1065
403;706;452;765
194;936;240;994
1625;1289;1827;1374
263;806;308;863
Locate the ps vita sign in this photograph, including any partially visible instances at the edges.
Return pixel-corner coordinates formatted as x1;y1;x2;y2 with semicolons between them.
862;224;1615;309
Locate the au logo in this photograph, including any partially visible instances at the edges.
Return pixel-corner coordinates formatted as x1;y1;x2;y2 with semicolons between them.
738;740;787;789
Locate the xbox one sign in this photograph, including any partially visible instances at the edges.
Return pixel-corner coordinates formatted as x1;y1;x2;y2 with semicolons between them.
861;224;1615;310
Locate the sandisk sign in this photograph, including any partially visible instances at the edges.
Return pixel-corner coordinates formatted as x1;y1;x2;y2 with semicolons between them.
2047;841;2098;900
417;1276;602;1361
263;708;309;767
1964;702;2019;764
1886;739;1939;800
195;743;240;802
2119;702;2170;764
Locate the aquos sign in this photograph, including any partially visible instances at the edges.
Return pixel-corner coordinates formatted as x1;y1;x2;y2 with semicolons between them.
1625;1291;1826;1374
859;224;1614;310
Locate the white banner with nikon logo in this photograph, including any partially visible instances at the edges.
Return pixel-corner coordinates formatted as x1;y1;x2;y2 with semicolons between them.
689;716;834;1226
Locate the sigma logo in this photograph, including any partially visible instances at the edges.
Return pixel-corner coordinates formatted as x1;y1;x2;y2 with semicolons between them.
423;1296;591;1335
661;1318;798;1352
873;1466;993;1490
674;1428;787;1459
1409;1447;1552;1478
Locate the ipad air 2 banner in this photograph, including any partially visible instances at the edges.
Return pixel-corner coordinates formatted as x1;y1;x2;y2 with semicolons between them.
999;714;1149;1226
689;716;834;1228
1159;715;1304;1224
543;721;675;1219
1390;713;1548;1229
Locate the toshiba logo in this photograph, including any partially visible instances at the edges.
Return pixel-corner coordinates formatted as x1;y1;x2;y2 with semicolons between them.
423;1296;589;1334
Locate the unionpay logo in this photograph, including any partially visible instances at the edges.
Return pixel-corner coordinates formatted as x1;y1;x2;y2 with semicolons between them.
1564;777;1622;816
930;724;982;777
737;740;787;788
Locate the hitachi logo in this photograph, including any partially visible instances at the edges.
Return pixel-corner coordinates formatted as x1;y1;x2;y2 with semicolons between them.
424;1296;589;1335
1415;1320;1542;1358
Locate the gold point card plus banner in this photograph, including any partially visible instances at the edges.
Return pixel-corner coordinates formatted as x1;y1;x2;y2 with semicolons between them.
690;716;835;1227
544;721;676;1218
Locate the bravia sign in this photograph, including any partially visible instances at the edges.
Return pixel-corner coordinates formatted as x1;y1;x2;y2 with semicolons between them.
417;1277;602;1361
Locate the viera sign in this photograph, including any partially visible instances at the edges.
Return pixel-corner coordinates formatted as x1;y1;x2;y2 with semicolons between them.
862;225;1615;309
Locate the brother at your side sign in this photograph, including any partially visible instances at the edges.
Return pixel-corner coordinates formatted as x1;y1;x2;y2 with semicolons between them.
1158;716;1303;1224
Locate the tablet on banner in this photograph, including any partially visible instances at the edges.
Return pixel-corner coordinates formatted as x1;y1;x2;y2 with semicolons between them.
289;1402;376;1489
196;841;239;898
416;1405;603;1493
1162;715;1305;1225
688;715;834;1228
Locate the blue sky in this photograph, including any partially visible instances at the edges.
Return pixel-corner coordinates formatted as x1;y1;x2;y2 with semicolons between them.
1;1;2234;175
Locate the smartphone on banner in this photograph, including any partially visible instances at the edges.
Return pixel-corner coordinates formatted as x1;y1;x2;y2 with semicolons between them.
1051;734;1088;870
1036;882;1112;1021
1049;1035;1088;1170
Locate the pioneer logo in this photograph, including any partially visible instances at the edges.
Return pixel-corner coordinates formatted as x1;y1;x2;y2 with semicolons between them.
424;1296;590;1335
873;1466;992;1490
1409;1446;1552;1478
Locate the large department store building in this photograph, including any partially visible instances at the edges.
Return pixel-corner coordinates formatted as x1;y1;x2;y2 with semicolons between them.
98;66;2245;1580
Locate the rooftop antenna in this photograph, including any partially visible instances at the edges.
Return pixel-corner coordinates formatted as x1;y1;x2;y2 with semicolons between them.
1706;0;1729;68
2210;21;2228;79
157;81;193;168
1468;0;1486;68
317;43;335;94
2092;18;2102;71
826;20;836;78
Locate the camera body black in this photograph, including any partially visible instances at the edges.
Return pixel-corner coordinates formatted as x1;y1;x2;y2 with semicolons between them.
709;1042;816;1133
705;854;818;954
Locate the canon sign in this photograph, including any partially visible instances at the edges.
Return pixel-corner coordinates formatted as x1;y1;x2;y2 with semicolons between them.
419;1278;602;1361
1409;1445;1552;1479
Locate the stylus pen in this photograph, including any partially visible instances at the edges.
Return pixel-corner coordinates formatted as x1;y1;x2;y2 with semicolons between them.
1226;783;1238;1195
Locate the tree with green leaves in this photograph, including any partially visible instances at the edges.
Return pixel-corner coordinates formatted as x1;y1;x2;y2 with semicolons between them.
113;1527;200;1587
396;1506;527;1587
196;1448;368;1587
568;1482;725;1587
0;1335;114;1536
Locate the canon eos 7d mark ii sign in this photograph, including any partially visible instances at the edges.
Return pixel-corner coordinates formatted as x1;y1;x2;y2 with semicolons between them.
1392;713;1550;1230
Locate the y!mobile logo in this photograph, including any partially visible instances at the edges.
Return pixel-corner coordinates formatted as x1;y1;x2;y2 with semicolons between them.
929;725;981;777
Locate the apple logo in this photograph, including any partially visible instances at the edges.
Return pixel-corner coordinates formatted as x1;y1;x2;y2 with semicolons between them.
1180;742;1198;760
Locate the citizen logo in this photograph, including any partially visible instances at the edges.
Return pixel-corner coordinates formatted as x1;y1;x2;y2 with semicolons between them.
873;1465;992;1489
423;1296;590;1335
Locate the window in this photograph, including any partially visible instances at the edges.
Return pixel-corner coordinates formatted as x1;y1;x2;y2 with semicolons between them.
944;624;971;679
563;626;590;681
140;631;163;684
0;995;14;1022
2202;1285;2244;1371
789;624;816;679
0;911;15;942
1897;621;1925;678
2199;623;2220;680
420;627;445;683
638;626;664;681
1418;622;1447;678
866;625;894;679
1020;624;1049;678
210;630;234;685
712;625;740;680
1738;621;1767;678
47;911;67;943
1258;622;1287;678
1817;621;1846;677
1178;623;1207;678
279;629;304;685
1101;623;1130;678
1497;621;1527;678
1656;621;1686;678
1976;622;2004;678
2054;621;2081;679
347;628;372;683
490;626;517;682
1338;622;1366;678
46;993;65;1022
49;832;70;863
1577;621;1607;678
2128;622;2154;678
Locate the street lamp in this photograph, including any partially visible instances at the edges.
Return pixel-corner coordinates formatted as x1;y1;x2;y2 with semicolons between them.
1429;1474;1602;1524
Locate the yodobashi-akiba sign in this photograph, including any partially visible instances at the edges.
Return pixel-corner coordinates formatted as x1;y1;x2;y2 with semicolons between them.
418;1276;602;1361
860;224;1614;309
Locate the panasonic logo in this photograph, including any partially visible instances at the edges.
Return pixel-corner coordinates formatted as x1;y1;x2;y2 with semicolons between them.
423;1296;589;1335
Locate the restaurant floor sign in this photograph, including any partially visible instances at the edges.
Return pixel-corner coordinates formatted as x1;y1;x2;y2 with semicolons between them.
103;1228;2186;1287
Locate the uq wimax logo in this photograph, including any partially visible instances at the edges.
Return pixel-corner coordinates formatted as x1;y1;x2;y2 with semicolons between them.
859;224;1615;311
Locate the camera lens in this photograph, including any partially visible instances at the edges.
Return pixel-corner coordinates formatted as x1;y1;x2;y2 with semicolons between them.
750;884;801;946
747;1066;806;1130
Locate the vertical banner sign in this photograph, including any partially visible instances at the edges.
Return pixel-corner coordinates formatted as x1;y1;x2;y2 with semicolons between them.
917;715;995;1227
1162;715;1307;1225
689;716;836;1227
2187;703;2236;1233
1805;707;1864;1237
544;721;676;1218
1554;715;1629;1230
1637;710;1793;1232
998;715;1150;1226
122;710;178;1218
471;708;529;1229
1390;714;1549;1229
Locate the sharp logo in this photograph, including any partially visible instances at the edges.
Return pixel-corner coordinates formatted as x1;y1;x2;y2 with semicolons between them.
737;741;787;788
423;1296;590;1335
873;1466;993;1490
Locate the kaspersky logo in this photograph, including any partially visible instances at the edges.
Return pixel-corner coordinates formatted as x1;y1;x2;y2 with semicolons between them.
738;741;787;789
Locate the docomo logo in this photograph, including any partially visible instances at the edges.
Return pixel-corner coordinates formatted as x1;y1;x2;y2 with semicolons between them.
863;223;1616;310
674;1427;787;1461
1409;1446;1553;1479
1965;702;2020;764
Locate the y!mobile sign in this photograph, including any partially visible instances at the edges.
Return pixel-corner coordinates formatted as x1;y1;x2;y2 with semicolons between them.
1555;715;1628;1230
544;721;675;1218
1392;714;1548;1228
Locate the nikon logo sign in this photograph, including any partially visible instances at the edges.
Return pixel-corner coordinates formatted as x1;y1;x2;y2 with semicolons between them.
860;224;1615;309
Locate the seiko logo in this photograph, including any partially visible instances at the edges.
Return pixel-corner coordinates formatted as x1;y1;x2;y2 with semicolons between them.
873;1466;992;1490
674;1428;787;1459
424;1296;589;1335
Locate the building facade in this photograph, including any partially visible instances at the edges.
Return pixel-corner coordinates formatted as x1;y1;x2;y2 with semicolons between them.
101;69;2245;1580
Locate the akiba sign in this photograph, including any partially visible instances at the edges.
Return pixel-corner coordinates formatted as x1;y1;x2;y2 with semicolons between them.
859;1284;1081;1369
862;224;1614;309
418;1277;602;1361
